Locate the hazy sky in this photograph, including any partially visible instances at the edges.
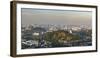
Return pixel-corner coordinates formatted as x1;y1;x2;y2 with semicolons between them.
21;8;92;27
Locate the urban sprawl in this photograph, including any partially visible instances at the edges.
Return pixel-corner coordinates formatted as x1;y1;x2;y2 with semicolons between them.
21;24;92;49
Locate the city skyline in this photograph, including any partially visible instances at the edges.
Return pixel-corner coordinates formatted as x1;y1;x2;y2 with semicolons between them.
21;8;92;49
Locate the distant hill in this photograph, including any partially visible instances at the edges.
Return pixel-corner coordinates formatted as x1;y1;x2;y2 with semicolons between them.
44;30;80;46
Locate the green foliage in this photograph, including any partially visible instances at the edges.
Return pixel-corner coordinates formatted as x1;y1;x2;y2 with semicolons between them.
44;30;80;47
72;35;80;40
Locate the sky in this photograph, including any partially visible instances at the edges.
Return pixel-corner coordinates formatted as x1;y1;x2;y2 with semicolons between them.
21;8;92;27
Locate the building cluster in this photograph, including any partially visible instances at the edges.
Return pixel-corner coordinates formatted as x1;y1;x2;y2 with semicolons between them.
22;24;91;36
21;24;92;49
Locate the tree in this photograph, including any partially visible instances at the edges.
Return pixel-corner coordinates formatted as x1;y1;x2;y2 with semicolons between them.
44;30;80;47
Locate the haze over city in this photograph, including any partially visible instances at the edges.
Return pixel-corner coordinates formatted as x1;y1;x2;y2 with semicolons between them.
21;8;92;28
21;8;92;49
